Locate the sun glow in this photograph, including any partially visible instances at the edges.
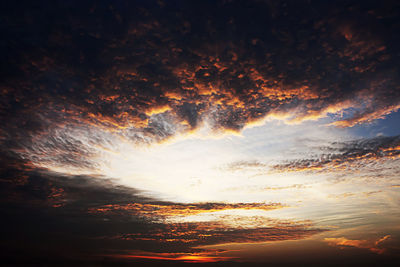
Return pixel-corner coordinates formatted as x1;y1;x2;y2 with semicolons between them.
18;116;400;228
21;118;338;204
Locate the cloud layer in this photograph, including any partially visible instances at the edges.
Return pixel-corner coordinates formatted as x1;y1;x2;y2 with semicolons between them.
0;155;324;263
1;0;400;152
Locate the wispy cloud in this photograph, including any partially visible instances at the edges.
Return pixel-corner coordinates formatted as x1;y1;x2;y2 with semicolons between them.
88;202;283;220
324;235;391;254
105;218;324;247
328;190;382;199
271;135;400;173
220;160;267;172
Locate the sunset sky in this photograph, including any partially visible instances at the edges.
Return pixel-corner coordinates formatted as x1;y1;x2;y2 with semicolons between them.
1;0;400;266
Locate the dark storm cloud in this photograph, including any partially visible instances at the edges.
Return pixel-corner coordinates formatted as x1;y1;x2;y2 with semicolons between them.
271;135;400;173
1;0;400;152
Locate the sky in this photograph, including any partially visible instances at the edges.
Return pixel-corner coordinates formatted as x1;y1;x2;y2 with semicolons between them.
1;0;400;266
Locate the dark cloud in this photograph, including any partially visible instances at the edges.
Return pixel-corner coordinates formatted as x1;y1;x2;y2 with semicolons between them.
1;0;400;151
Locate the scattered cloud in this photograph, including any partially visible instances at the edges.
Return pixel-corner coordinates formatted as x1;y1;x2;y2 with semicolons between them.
106;218;324;247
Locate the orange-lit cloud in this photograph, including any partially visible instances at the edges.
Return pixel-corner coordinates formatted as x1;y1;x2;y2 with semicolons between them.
324;235;391;254
144;105;172;116
88;202;283;218
4;6;400;152
105;217;324;246
330;104;400;128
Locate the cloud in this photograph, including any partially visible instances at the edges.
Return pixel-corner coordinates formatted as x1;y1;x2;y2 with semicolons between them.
0;154;323;263
221;160;267;172
330;104;400;128
88;202;283;220
328;190;382;199
271;135;400;173
223;184;307;193
324;235;391;254
1;0;400;264
1;0;400;155
105;217;324;248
